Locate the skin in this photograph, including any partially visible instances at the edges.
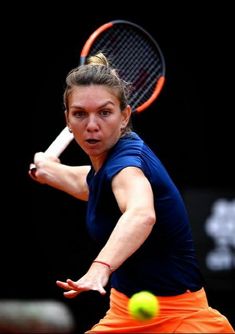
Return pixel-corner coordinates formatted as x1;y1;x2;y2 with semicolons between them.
29;84;156;297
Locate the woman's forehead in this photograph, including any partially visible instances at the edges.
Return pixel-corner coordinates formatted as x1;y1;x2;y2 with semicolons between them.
69;85;120;104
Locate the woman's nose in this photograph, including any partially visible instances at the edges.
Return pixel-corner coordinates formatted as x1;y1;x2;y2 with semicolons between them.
86;115;99;131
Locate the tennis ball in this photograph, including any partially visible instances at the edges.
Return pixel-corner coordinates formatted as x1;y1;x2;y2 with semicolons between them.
128;291;159;321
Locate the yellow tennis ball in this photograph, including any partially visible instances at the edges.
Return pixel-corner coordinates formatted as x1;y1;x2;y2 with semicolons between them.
128;291;159;321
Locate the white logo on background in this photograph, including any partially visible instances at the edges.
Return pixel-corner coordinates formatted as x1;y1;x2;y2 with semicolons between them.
205;198;235;270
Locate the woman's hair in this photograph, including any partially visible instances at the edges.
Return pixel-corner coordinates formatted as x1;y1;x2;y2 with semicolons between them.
63;53;133;133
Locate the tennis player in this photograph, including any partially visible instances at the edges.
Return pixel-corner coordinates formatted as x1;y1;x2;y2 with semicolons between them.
29;53;234;333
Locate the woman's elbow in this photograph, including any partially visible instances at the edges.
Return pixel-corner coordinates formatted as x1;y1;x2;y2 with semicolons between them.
143;211;156;228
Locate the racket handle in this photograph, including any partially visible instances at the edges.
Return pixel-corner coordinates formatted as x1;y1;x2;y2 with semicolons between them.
30;127;74;173
44;126;74;156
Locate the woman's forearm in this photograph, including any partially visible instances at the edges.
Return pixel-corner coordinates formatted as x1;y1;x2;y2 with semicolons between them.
94;208;156;271
31;157;90;200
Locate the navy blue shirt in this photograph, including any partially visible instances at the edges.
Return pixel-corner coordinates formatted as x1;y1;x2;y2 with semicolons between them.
86;132;203;297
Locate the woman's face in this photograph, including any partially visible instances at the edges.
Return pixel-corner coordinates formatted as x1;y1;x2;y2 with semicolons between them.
66;85;131;165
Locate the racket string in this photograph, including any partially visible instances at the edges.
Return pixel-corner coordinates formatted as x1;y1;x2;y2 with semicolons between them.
85;23;165;111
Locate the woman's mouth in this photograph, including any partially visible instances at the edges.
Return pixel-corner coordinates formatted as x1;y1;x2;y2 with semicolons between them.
86;139;100;144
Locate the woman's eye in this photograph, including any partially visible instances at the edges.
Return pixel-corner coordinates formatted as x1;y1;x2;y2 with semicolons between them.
74;111;86;118
100;110;111;116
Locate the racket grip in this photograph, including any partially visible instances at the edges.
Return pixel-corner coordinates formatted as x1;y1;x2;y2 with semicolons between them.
29;127;74;173
44;126;74;157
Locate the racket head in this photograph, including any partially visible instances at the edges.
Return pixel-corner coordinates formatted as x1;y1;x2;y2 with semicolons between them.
80;19;166;113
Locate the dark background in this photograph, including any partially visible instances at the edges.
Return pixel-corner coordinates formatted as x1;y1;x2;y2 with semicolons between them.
3;2;235;333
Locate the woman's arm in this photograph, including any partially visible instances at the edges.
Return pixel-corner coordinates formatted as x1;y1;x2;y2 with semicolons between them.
29;152;90;201
56;166;156;297
94;166;156;270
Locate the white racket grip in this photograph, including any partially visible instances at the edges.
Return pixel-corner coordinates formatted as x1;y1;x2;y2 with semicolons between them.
44;126;74;157
30;127;74;173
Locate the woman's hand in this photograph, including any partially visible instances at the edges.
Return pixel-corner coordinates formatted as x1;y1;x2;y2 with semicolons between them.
28;152;60;183
56;262;111;298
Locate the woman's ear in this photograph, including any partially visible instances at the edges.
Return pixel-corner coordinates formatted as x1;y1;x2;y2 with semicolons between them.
64;110;72;132
121;105;132;127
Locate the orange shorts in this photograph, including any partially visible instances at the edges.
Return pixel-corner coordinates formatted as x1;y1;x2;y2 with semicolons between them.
86;287;234;333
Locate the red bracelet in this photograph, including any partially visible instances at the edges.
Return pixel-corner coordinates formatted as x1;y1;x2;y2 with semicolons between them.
93;260;113;272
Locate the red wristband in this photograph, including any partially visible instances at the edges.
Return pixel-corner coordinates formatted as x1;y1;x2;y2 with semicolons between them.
93;260;113;272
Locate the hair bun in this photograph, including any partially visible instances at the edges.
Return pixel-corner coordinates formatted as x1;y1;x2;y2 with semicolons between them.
87;52;109;66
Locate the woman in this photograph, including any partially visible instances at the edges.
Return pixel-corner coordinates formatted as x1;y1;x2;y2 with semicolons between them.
29;53;234;333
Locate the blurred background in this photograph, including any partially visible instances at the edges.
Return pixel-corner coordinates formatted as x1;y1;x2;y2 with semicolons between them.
3;2;235;333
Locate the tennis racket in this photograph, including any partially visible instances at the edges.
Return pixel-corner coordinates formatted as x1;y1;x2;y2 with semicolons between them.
30;19;165;172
